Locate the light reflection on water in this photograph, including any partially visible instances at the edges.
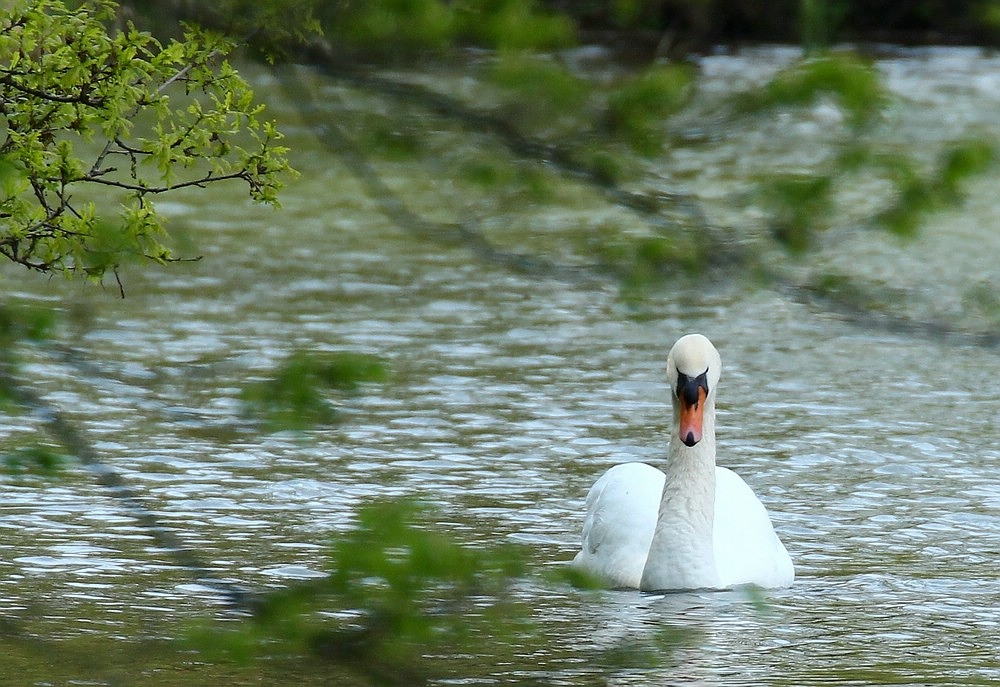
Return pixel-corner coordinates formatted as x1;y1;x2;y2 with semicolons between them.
0;48;1000;684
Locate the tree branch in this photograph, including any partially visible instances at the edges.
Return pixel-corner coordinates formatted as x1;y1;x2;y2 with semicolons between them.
76;170;254;194
308;57;712;235
0;361;262;613
0;72;106;107
285;75;608;284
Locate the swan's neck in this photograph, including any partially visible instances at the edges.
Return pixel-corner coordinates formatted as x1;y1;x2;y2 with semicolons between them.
640;402;720;591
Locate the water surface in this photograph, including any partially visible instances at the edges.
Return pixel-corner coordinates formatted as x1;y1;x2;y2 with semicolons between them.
1;47;1000;685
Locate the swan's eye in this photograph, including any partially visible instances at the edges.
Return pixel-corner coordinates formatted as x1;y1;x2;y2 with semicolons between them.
675;369;709;405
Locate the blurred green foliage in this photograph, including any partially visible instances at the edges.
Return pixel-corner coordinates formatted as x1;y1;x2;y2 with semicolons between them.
936;138;997;197
606;0;651;28
980;1;1000;31
760;136;997;252
738;53;884;128
584;221;706;287
3;445;66;478
356;114;428;161
848;138;996;236
490;54;590;129
326;0;457;55
319;0;575;58
190;498;531;685
460;156;554;203
464;0;576;51
607;64;695;155
240;351;387;430
0;303;58;379
759;175;834;253
0;304;58;347
0;307;65;480
736;53;997;253
800;0;851;53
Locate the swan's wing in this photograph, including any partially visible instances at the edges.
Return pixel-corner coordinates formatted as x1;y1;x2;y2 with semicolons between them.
713;466;794;589
572;462;665;589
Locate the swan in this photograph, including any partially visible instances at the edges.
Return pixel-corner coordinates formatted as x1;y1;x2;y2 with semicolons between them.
571;334;794;592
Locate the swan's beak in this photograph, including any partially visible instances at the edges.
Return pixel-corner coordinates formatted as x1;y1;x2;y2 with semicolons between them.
678;386;706;447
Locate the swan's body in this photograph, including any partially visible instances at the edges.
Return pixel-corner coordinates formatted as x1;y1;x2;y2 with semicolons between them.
571;334;793;592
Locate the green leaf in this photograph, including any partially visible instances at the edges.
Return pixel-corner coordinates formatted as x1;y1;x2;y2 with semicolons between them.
739;53;886;128
3;446;66;478
607;64;694;155
938;138;996;196
758;174;833;252
490;54;589;126
240;351;387;431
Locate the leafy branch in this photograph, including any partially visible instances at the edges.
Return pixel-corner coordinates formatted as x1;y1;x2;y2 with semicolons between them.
0;0;294;284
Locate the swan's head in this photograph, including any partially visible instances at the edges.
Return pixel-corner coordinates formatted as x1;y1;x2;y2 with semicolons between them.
666;334;722;448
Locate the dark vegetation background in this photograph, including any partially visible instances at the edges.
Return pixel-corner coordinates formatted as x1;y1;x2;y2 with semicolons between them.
560;0;1000;51
124;0;1000;58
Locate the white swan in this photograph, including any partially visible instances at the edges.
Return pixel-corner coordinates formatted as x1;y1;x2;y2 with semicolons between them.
572;334;794;592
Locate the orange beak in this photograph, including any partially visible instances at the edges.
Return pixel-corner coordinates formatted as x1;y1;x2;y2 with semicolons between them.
679;386;706;447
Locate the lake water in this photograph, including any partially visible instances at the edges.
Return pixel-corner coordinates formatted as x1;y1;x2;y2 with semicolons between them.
1;46;1000;685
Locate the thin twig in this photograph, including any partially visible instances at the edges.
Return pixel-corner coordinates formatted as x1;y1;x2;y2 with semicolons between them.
0;73;106;106
77;170;251;194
